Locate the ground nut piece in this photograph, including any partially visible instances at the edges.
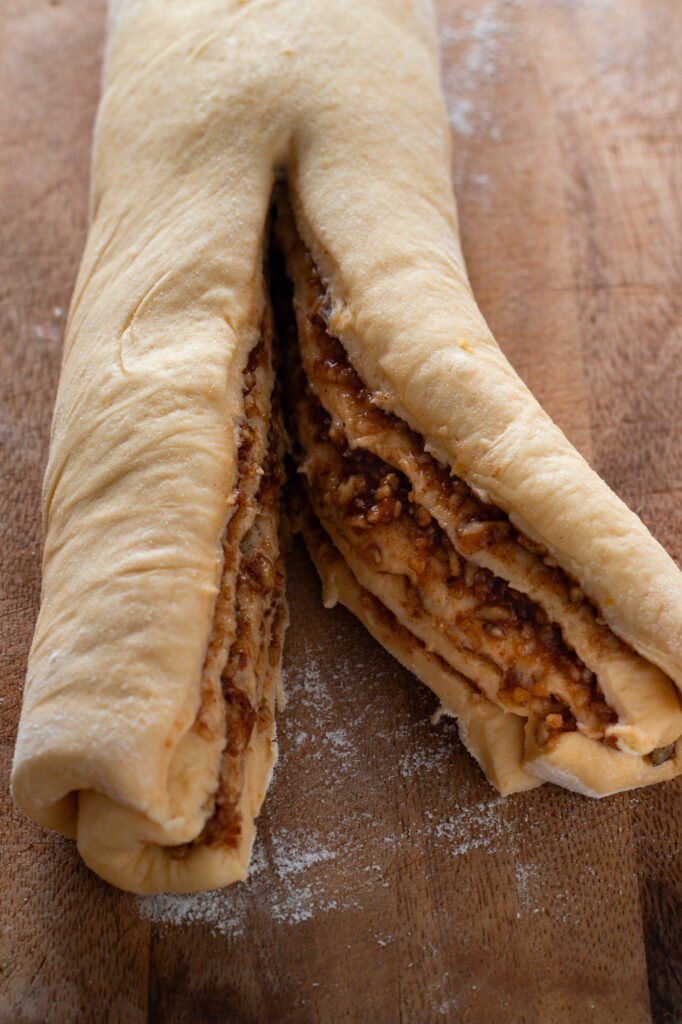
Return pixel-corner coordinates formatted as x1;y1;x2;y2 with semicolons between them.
328;421;346;446
366;497;399;524
376;473;399;500
337;474;365;506
447;550;462;578
407;555;428;578
478;605;510;623
464;562;478;588
415;506;432;528
457;519;511;554
650;744;675;766
250;554;275;593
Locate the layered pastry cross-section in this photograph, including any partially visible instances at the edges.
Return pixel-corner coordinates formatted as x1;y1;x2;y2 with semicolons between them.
12;0;682;901
12;312;288;894
276;197;682;797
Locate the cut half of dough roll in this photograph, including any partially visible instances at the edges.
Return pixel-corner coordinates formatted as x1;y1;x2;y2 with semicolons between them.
13;307;288;894
276;196;682;797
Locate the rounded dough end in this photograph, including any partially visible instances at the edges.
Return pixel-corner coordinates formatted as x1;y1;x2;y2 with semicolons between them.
524;725;682;797
75;720;277;894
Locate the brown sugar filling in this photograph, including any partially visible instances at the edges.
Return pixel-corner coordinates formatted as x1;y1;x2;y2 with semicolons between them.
199;423;286;850
273;206;645;751
291;364;616;744
170;328;287;859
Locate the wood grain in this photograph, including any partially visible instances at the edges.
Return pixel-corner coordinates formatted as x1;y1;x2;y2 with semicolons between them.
1;1;680;1022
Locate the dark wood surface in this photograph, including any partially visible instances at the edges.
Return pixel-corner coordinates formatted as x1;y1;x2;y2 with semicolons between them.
1;1;680;1021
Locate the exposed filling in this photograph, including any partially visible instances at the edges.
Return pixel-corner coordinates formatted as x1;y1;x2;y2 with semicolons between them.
301;503;491;705
200;412;286;849
170;328;287;858
274;203;670;757
290;351;615;745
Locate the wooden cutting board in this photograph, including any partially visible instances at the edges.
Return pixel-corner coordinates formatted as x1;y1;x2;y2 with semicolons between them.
1;1;680;1021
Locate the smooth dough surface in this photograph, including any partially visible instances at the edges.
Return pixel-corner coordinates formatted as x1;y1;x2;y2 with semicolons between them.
12;0;682;892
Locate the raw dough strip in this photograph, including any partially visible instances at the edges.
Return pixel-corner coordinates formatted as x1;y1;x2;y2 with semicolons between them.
61;325;285;893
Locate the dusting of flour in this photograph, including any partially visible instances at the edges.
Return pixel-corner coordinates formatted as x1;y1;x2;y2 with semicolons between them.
136;565;644;953
439;1;511;140
137;618;526;937
439;0;628;144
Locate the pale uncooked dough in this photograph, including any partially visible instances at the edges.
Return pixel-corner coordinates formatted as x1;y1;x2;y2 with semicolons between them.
11;0;682;892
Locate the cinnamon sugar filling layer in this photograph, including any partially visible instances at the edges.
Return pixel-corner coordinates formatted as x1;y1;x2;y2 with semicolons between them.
171;332;286;858
200;427;286;850
292;366;615;745
274;215;664;753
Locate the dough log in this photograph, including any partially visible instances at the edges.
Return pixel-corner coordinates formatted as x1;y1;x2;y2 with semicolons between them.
12;0;682;896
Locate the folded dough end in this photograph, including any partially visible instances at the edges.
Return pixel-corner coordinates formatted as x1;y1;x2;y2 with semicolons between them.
11;665;226;840
524;726;682;798
11;760;79;839
449;706;541;797
76;722;277;895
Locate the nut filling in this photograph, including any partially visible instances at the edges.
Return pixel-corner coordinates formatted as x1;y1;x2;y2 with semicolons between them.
291;358;614;747
275;203;676;759
170;328;287;858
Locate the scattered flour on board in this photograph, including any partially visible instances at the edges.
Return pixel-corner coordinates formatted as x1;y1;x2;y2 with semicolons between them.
136;641;530;937
515;860;538;911
135;618;649;966
439;1;510;139
433;796;511;856
439;0;628;142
